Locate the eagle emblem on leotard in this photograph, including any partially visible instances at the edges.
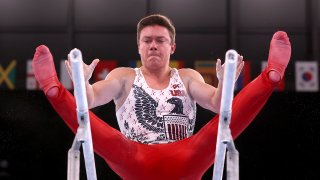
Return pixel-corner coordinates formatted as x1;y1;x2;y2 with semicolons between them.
133;84;165;132
133;85;192;141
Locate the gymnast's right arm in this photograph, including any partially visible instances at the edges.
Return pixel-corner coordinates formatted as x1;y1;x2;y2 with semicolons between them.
86;67;130;109
65;58;126;109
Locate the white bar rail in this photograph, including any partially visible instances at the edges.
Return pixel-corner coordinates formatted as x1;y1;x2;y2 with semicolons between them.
212;49;239;180
67;48;97;180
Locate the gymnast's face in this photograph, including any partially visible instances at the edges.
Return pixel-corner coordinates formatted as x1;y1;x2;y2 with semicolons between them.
138;25;176;70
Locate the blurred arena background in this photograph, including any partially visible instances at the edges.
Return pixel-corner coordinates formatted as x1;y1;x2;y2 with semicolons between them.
0;0;319;179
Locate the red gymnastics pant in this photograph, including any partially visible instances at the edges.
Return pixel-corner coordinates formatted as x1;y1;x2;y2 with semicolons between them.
46;68;276;180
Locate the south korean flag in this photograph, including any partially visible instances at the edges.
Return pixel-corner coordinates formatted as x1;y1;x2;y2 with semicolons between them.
295;61;319;92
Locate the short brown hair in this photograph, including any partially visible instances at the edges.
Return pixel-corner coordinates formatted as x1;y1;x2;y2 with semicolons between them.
137;14;176;45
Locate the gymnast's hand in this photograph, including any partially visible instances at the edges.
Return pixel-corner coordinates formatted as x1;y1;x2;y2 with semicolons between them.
216;54;244;82
65;57;100;82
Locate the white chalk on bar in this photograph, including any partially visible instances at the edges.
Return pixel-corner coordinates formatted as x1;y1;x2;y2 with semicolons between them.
70;48;88;112
220;49;238;113
212;49;239;180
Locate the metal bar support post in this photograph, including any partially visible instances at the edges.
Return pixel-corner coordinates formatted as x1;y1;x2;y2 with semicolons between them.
67;49;97;180
212;50;239;180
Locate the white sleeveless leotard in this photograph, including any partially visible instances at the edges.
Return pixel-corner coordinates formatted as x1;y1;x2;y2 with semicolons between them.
116;68;196;144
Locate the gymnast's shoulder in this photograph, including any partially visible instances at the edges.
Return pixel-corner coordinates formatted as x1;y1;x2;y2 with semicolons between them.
104;67;135;80
178;68;204;81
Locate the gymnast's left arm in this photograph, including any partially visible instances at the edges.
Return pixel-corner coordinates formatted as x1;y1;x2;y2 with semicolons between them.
180;68;222;113
181;55;244;113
